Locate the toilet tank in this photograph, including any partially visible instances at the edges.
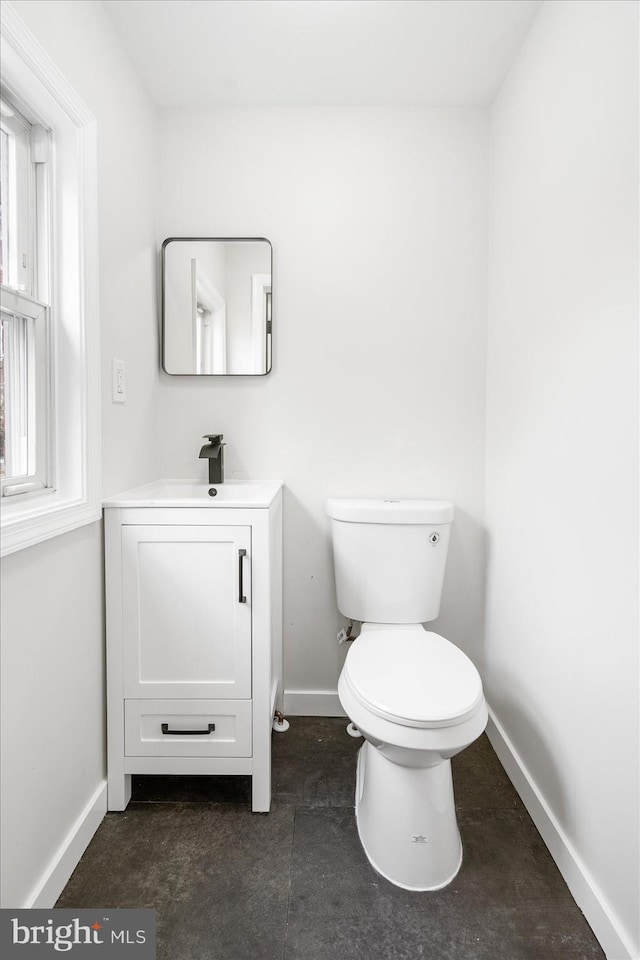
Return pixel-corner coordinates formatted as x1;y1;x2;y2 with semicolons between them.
326;499;454;623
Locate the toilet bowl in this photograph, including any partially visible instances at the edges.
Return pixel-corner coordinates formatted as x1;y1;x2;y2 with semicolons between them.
337;624;487;890
327;498;487;891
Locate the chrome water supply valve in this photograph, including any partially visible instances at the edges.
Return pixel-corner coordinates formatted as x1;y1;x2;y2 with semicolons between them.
272;711;290;733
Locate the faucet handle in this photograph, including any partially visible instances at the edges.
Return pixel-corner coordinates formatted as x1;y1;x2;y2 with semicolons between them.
199;435;224;460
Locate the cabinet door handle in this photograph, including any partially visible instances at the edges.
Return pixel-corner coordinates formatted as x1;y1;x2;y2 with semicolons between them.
161;723;216;736
238;548;247;603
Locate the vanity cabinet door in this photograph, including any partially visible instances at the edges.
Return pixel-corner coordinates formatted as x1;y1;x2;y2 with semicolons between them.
122;524;252;699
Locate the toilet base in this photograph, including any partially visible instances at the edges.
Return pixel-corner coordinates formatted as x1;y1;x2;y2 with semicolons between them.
355;740;462;891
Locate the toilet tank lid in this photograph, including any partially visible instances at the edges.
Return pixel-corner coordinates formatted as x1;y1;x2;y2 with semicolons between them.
326;498;454;524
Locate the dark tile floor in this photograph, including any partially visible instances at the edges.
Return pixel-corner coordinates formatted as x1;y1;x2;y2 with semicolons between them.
57;719;605;960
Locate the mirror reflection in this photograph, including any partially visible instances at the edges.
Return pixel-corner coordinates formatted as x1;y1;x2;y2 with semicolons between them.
162;238;272;375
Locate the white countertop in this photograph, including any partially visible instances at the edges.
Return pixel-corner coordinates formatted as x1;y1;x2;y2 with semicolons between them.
103;479;282;508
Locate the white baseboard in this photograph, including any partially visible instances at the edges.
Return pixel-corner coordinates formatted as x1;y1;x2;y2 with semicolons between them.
27;781;107;909
283;690;346;717
486;710;638;960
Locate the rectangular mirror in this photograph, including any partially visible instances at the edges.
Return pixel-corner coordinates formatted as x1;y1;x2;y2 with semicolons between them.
162;238;272;375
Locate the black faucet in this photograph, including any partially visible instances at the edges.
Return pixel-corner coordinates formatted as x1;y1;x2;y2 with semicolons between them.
199;434;225;484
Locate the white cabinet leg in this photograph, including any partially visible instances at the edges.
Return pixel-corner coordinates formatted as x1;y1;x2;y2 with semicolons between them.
251;769;271;813
107;773;132;811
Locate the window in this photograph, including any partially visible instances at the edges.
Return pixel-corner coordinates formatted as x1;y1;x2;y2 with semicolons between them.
192;258;227;375
0;4;101;556
1;95;52;497
1;290;49;491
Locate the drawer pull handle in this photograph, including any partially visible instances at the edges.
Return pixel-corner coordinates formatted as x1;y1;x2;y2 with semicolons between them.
238;548;247;603
161;723;216;736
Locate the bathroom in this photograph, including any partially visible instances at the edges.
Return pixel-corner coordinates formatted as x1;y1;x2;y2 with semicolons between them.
0;0;637;958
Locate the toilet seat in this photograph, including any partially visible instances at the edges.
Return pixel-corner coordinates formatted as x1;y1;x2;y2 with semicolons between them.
343;628;484;729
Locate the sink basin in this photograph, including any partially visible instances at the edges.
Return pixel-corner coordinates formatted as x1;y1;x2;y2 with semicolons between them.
103;479;282;508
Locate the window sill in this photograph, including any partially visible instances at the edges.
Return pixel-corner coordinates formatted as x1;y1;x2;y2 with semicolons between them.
1;494;101;557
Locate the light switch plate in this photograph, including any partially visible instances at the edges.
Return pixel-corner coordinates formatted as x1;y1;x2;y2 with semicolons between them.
112;358;127;403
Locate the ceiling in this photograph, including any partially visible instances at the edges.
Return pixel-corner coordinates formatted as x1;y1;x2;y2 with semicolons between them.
100;0;543;107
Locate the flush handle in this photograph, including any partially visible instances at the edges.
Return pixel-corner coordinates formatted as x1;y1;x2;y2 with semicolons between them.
161;723;215;736
238;548;247;603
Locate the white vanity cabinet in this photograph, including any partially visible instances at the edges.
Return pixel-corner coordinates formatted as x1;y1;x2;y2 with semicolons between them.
104;481;282;813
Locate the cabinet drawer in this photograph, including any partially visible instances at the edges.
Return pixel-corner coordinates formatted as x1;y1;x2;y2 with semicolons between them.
125;700;252;758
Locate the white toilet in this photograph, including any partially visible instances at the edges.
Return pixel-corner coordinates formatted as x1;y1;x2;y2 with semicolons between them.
327;498;487;891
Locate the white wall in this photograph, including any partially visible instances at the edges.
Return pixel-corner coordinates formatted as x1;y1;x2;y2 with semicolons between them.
157;106;489;709
485;2;639;958
0;0;159;907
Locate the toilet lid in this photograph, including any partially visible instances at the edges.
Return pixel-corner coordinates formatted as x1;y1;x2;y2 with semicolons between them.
343;629;484;729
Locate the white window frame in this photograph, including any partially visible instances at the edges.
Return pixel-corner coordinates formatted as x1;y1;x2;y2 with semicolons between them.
1;95;52;497
191;258;226;375
0;104;33;294
0;4;101;557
